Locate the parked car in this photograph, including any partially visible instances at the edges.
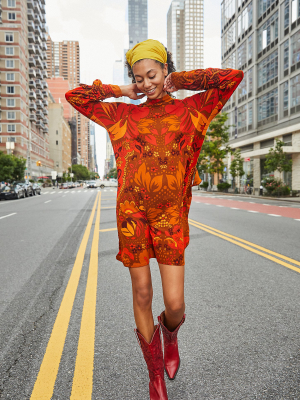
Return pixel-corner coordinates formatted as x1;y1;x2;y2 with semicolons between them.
62;182;69;189
0;184;25;200
13;181;33;197
32;183;41;195
87;180;97;188
96;179;118;189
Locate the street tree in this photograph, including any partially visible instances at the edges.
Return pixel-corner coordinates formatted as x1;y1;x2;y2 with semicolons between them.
199;113;231;184
68;164;90;181
105;168;117;179
229;149;245;188
265;139;292;175
12;157;26;181
0;151;26;182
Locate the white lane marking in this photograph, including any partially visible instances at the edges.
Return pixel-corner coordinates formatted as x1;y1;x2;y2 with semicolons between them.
44;200;51;204
216;205;224;207
71;191;75;193
43;191;48;194
104;190;107;192
110;189;113;192
84;190;87;193
295;219;300;222
231;207;239;210
249;202;255;203
50;192;55;195
268;214;281;217
78;191;81;193
248;210;259;213
0;213;16;220
279;206;286;208
204;203;211;205
263;204;270;206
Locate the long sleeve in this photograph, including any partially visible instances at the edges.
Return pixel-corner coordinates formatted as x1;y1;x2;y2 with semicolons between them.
171;68;243;130
65;79;126;130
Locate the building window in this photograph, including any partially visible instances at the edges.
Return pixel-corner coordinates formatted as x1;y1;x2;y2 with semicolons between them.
291;30;300;67
56;140;58;145
258;50;278;88
238;70;247;99
292;0;297;23
258;0;277;17
290;74;300;107
248;34;253;61
8;124;16;132
222;22;236;55
238;104;247;132
248;68;253;94
283;40;289;72
6;60;14;68
8;0;16;7
5;33;14;42
7;86;15;94
282;81;289;116
7;111;16;120
56;130;58;135
237;41;247;68
8;13;16;20
6;73;15;81
5;47;14;56
284;0;290;30
248;101;253;127
258;88;278;122
258;12;278;52
7;99;15;107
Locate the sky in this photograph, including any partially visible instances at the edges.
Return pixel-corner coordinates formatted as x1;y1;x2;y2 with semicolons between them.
46;0;222;177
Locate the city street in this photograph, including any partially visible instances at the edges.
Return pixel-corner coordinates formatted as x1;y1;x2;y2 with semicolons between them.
0;189;299;399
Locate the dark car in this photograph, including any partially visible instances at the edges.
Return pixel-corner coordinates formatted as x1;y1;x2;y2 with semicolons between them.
32;183;41;195
14;181;34;197
0;184;25;200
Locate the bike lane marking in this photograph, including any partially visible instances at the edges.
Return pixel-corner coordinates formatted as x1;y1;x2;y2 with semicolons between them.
189;219;300;274
30;193;100;400
192;196;300;219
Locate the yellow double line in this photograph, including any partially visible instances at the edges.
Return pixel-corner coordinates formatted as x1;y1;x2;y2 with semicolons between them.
189;218;300;274
31;192;101;400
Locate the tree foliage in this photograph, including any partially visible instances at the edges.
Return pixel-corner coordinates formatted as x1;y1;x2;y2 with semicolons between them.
229;149;245;186
197;113;231;184
68;164;90;181
105;168;117;179
265;140;292;174
0;151;26;182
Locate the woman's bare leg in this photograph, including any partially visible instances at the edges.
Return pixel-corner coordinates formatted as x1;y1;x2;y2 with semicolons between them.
158;263;185;331
129;264;155;343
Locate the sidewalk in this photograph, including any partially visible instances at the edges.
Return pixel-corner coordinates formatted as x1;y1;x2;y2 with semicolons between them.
192;187;300;203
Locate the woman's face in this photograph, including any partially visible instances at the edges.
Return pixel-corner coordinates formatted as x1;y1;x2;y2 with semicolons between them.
132;59;168;100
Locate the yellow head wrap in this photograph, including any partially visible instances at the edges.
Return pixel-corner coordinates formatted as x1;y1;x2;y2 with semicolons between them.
126;39;167;67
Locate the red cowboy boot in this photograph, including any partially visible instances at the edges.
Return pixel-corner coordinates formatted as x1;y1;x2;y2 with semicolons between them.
135;325;168;400
158;311;185;380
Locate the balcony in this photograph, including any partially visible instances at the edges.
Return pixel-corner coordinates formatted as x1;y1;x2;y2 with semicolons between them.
35;44;42;56
43;108;48;115
43;127;49;133
29;57;36;67
42;70;48;79
41;13;46;23
36;100;43;109
41;51;47;60
43;117;48;125
41;23;46;32
29;80;36;89
36;89;43;99
28;44;35;54
41;41;47;51
28;20;35;32
29;91;36;100
40;0;45;5
42;90;47;98
35;79;42;88
27;0;34;9
34;25;42;37
28;32;35;43
34;1;40;12
34;13;41;25
29;102;37;111
29;68;36;78
42;99;48;107
35;68;42;78
29;113;36;122
42;81;48;89
42;61;48;69
36;110;44;119
36;120;43;128
27;8;34;20
42;33;47;42
35;35;42;46
34;55;42;67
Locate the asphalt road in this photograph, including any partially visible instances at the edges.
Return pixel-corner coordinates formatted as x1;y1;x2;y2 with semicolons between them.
0;188;299;399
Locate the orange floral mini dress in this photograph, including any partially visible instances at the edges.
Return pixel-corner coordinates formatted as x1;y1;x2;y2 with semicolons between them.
66;68;243;268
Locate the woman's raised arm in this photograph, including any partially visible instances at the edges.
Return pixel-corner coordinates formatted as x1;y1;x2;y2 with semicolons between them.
65;79;125;130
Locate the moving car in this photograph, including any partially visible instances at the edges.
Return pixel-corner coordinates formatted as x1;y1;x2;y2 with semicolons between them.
32;183;41;195
87;180;97;188
0;184;25;200
96;179;118;189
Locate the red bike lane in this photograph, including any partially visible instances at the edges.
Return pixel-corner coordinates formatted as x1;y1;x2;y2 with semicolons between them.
192;195;300;220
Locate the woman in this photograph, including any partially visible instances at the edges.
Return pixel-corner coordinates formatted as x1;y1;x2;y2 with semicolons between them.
66;39;243;400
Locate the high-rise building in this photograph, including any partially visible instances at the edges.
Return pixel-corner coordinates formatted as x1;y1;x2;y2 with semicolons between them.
0;0;53;178
128;0;148;47
46;35;90;169
89;121;97;173
167;0;204;99
221;0;300;192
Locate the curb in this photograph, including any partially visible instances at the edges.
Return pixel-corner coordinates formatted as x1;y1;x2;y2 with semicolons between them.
192;189;300;204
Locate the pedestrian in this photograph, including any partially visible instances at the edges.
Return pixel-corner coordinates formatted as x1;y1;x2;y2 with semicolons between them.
66;39;243;399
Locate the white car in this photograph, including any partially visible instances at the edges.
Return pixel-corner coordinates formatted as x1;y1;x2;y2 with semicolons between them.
96;179;118;189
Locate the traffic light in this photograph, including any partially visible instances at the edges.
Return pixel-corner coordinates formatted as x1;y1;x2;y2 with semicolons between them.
36;160;41;167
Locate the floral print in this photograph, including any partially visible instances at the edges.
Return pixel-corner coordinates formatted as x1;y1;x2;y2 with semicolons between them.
66;68;243;267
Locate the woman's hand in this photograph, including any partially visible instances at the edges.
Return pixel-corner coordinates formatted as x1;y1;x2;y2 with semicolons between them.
163;73;178;93
120;84;145;100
